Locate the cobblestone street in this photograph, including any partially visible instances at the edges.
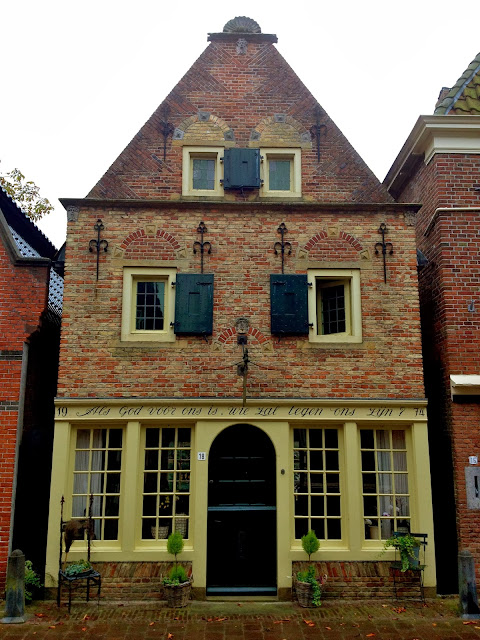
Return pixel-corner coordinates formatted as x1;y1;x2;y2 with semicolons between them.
0;598;478;640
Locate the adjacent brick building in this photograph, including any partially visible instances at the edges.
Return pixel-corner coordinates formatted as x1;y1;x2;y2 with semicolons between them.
0;187;63;589
45;17;435;599
384;52;480;593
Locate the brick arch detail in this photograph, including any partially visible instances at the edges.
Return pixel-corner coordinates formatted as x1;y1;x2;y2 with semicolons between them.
176;113;233;137
255;114;308;137
304;230;364;253
120;228;181;251
217;326;268;345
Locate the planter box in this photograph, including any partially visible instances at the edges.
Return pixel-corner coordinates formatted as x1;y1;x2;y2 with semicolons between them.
164;580;192;608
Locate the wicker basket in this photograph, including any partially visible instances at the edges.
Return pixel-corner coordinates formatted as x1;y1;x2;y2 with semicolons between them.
164;579;192;608
295;579;315;607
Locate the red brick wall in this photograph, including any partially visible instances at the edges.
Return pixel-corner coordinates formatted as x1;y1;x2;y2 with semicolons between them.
58;206;424;400
88;38;391;205
51;560;422;601
394;151;480;591
0;238;50;589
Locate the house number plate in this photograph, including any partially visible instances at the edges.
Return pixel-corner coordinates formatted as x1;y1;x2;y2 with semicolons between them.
198;452;206;461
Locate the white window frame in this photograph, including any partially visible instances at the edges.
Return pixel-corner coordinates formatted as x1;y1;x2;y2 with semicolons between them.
260;148;301;197
308;269;362;343
182;146;224;197
121;267;176;342
139;425;192;545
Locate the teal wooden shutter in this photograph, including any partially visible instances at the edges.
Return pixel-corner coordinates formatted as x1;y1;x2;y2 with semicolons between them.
174;274;214;335
270;274;309;335
223;148;261;189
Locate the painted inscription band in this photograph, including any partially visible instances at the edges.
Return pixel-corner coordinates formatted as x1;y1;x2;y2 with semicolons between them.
55;402;426;422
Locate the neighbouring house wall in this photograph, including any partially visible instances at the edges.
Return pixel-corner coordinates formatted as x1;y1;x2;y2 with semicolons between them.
0;237;50;589
394;151;480;592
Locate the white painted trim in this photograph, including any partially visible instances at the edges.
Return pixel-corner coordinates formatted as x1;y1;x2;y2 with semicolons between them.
384;115;480;193
450;374;480;397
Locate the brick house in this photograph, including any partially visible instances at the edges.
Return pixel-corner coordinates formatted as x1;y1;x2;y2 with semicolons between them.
384;52;480;593
0;187;63;589
45;17;435;599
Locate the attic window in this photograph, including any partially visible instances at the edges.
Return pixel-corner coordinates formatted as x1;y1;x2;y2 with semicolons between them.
193;158;215;190
261;148;302;197
182;147;224;197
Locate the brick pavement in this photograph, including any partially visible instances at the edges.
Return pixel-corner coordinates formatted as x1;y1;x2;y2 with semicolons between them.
0;598;478;640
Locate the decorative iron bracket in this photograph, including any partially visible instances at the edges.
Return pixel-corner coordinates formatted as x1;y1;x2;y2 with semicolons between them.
274;222;292;274
236;345;250;408
159;104;174;161
193;221;212;273
375;223;393;283
310;104;327;162
88;219;108;280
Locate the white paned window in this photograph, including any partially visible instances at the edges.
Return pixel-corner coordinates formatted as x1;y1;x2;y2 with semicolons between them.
72;428;123;540
293;428;341;540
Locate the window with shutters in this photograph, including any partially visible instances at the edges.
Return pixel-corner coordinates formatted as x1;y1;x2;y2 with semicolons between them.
121;267;176;342
308;269;362;343
182;146;224;197
223;148;261;190
260;148;301;198
174;274;214;336
270;274;309;335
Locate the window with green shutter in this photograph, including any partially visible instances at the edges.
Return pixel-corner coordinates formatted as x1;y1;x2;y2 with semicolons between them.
270;274;309;335
223;148;261;190
174;274;214;335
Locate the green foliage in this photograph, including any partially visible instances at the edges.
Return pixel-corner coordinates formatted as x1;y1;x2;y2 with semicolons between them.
301;530;320;561
163;565;188;586
297;565;322;607
24;560;42;602
383;534;421;572
0;167;53;222
63;559;92;577
167;532;184;560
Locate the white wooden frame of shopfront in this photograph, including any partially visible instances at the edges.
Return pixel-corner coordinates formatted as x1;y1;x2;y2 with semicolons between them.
45;398;435;594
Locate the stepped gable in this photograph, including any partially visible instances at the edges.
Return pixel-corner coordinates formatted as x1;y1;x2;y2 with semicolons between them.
89;18;391;204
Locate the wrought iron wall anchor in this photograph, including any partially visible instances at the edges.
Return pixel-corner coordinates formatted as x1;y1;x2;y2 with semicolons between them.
193;221;212;274
375;223;393;283
310;104;327;162
88;219;108;281
274;222;292;274
159;104;174;161
236;345;250;408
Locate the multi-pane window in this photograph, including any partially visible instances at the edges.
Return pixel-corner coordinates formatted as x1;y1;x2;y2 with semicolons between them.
135;281;165;330
260;148;301;197
318;281;347;335
142;427;191;540
72;428;122;540
121;267;175;342
293;428;341;540
308;269;362;344
269;159;291;191
193;158;215;190
361;429;410;540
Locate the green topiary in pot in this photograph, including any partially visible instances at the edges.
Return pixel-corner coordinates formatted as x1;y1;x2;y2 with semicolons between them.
162;531;191;608
296;530;326;607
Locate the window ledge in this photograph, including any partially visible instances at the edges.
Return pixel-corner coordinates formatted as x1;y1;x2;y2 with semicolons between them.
112;339;189;349
298;340;368;350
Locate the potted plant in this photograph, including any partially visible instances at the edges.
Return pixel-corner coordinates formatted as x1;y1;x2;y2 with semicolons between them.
63;559;94;577
162;531;191;607
383;533;421;571
295;530;327;607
